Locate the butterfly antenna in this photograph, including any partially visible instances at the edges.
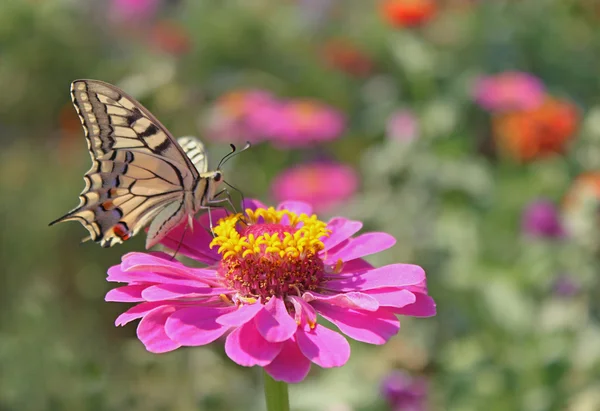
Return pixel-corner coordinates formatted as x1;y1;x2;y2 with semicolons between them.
217;141;252;170
170;224;189;261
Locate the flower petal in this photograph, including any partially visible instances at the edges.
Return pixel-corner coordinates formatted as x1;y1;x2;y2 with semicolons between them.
225;321;283;366
314;303;400;345
243;198;268;211
303;291;379;311
157;218;220;264
324;232;396;264
165;306;232;346
115;301;173;326
277;201;313;216
363;288;417;308
136;305;181;353
216;302;264;326
296;324;350;368
391;293;437;317
121;252;215;282
105;284;148;302
322;217;363;251
141;284;228;301
324;264;425;292
264;338;311;383
254;298;298;342
288;295;318;327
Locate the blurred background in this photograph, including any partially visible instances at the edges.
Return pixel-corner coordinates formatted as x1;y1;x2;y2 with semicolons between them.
2;0;600;410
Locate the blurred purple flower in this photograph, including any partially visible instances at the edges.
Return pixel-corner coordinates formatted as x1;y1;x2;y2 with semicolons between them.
109;0;160;23
521;199;565;239
253;99;345;148
386;109;419;142
473;71;545;112
271;162;359;213
203;89;277;144
381;371;429;411
552;274;581;298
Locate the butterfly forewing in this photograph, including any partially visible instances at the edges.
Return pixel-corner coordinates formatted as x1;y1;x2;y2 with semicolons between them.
51;79;204;248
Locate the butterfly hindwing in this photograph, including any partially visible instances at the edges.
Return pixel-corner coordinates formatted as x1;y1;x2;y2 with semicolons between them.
51;79;202;247
177;136;209;173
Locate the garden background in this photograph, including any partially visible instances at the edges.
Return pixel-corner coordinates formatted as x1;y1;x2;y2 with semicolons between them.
2;0;600;410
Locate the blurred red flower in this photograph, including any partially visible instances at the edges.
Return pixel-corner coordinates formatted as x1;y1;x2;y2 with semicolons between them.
380;0;437;28
492;97;579;162
321;38;374;78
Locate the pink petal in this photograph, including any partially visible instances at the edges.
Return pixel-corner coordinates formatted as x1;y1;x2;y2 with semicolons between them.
322;217;363;251
141;284;227;301
264;338;311;383
391;293;437;317
115;301;174;326
323;264;425;292
340;258;374;273
121;253;213;281
225;321;283;366
243;198;268;211
363;288;417;308
277;201;313;216
254;298;298;342
105;284;148;302
324;233;396;264
296;324;350;368
216;302;264;326
164;306;232;346
288;295;317;326
136;305;181;353
303;291;379;311
314;303;400;345
158;219;220;264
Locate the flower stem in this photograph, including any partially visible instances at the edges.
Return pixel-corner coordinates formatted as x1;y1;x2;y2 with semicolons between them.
263;370;290;411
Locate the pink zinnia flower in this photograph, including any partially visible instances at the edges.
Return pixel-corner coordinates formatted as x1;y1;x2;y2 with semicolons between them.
203;89;277;144
521;199;565;239
251;99;345;147
271;162;359;214
386;109;420;142
473;71;545;112
106;200;436;383
381;370;429;411
109;0;160;24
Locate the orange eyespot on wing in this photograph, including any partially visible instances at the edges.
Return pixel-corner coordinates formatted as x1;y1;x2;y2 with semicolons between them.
112;222;132;241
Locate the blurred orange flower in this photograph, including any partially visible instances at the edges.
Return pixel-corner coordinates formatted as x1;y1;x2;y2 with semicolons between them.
492;97;579;162
563;172;600;210
321;38;374;77
150;20;191;55
380;0;437;28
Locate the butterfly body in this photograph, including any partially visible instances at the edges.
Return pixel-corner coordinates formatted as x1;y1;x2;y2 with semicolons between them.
50;80;227;249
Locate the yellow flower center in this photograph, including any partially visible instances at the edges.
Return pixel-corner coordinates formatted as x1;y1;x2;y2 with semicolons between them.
209;207;331;300
210;207;329;260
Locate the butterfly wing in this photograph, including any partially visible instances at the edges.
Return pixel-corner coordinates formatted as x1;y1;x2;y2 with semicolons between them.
50;80;199;248
177;136;209;173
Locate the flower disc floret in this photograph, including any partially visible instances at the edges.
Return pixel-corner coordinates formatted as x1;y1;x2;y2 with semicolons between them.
209;207;331;300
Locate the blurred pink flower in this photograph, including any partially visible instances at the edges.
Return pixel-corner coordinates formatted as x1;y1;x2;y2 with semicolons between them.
521;199;565;239
203;89;277;144
552;274;581;298
252;99;345;147
473;71;545;112
272;162;359;213
386;109;419;142
381;370;429;411
106;200;436;383
109;0;160;23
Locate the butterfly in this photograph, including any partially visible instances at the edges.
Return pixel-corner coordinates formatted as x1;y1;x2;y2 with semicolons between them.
50;79;248;248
